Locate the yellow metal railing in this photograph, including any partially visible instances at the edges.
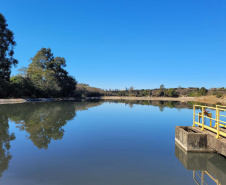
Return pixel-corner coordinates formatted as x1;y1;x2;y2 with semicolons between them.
193;105;226;139
193;171;221;185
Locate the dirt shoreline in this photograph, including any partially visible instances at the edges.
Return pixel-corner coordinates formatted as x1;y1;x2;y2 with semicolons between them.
0;98;82;104
0;96;225;105
100;96;226;105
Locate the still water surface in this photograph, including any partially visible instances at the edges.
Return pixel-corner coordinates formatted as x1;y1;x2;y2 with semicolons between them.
0;100;225;185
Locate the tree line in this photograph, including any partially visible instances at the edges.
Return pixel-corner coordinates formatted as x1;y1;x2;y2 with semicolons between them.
0;13;77;98
104;85;226;98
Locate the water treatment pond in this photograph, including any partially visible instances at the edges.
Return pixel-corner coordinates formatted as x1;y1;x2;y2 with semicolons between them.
0;100;225;185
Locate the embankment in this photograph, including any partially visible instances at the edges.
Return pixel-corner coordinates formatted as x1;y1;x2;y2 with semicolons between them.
100;96;226;105
0;96;225;105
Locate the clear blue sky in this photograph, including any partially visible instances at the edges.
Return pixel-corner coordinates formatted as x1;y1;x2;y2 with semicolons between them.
1;0;226;90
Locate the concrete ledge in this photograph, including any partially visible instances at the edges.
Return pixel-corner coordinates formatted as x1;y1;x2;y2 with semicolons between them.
207;132;226;157
175;126;212;152
189;126;226;157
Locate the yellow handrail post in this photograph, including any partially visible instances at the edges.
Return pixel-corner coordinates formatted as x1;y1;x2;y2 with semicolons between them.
215;105;218;128
214;121;217;128
201;171;204;185
209;113;212;127
214;111;217;128
201;107;205;131
216;108;220;139
193;105;195;127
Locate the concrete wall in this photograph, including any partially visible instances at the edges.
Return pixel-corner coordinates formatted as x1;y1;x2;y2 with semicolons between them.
175;126;212;152
207;133;226;157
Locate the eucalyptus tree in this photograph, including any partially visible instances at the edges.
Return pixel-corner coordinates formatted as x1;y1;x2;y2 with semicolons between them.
27;48;77;97
0;13;18;81
0;13;18;97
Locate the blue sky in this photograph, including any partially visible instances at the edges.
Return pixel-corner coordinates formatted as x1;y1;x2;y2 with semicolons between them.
1;0;226;90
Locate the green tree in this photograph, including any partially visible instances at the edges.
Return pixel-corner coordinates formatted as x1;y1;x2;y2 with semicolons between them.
0;80;10;98
198;87;208;96
158;84;165;97
27;48;57;94
165;88;179;97
160;84;165;90
53;57;76;96
27;48;77;97
0;13;18;81
10;75;34;97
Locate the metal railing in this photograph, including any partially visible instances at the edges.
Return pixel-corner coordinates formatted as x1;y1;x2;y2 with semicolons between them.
193;105;226;138
193;171;221;185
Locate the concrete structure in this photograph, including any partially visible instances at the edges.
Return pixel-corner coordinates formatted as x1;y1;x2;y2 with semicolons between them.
175;126;213;152
175;126;226;157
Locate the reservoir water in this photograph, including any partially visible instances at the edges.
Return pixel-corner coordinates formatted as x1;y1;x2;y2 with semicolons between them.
0;100;225;185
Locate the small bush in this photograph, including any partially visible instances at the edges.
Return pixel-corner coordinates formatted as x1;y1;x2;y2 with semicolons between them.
216;93;223;98
188;91;196;97
198;87;208;96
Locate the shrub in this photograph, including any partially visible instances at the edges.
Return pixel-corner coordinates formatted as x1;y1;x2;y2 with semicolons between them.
198;87;208;96
188;91;196;97
165;88;179;97
216;93;223;98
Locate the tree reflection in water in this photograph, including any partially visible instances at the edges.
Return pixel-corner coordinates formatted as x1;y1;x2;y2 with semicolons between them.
8;101;104;149
0;107;15;177
111;100;197;110
0;100;104;177
9;102;77;149
0;101;103;177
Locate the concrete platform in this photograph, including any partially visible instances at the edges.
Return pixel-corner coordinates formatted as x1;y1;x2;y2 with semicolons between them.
175;126;226;157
